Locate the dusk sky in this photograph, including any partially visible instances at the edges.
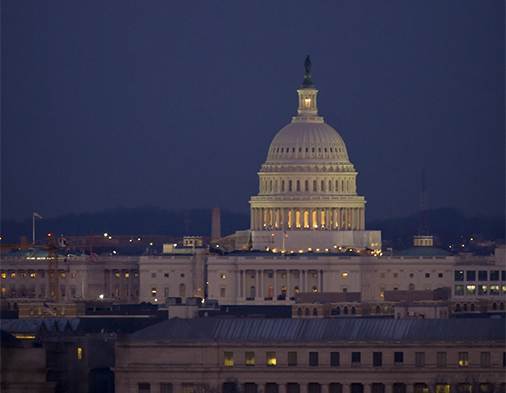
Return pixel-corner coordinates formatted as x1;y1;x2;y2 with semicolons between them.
2;1;504;223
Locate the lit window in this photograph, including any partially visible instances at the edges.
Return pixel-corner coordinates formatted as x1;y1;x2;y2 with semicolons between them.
77;347;84;360
9;272;15;279
380;288;385;298
20;272;26;278
436;385;450;393
224;351;233;366
312;286;317;293
458;352;469;367
245;351;255;366
30;272;36;278
312;273;317;279
266;351;276;366
304;98;311;108
393;273;398;278
115;272;120;278
455;271;464;281
455;285;464;295
1;273;6;279
71;273;75;278
60;273;65;278
489;285;499;295
466;285;476;295
342;273;348;278
221;274;226;279
125;273;129;278
151;288;157;297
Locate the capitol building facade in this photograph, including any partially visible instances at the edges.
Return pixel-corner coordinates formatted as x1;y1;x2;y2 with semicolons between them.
244;58;380;253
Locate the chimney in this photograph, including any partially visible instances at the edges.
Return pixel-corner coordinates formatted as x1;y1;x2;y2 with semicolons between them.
211;207;221;240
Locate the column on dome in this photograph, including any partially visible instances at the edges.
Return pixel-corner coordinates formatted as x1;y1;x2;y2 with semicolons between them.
310;209;316;230
325;209;331;230
361;208;365;230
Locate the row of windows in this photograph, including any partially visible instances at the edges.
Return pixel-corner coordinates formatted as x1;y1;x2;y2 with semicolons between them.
270;146;344;155
222;350;504;368
139;382;502;393
2;271;140;279
380;272;444;278
261;179;352;193
151;284;186;299
151;272;185;278
455;270;506;282
454;284;506;296
454;302;505;312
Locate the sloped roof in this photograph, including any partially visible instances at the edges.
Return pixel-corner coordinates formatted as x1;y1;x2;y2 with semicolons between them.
395;246;451;257
0;318;81;334
129;318;504;343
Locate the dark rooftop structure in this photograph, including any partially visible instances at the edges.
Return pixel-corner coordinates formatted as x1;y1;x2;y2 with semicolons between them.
129;317;504;342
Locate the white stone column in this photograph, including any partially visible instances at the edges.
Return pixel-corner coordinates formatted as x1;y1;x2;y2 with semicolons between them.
255;270;260;299
287;271;291;300
361;208;365;230
385;384;393;393
279;384;286;393
304;270;308;292
321;384;329;393
290;208;294;229
342;384;350;393
242;270;246;298
325;209;331;229
406;384;414;393
364;384;371;393
260;270;264;298
300;384;308;393
274;270;277;299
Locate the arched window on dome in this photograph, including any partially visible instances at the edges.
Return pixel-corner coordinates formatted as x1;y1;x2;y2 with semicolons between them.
312;147;315;153
321;180;325;192
296;180;300;192
336;180;339;192
330;147;333;153
320;210;325;228
304;211;309;229
292;147;295;153
312;211;318;229
347;180;350;192
299;147;301;153
275;180;278;193
305;147;308;153
328;180;332;192
313;180;317;192
305;180;309;192
269;180;272;192
281;180;285;192
289;180;292;192
281;148;283;153
295;211;301;228
318;147;321;153
324;147;327;153
341;180;344;193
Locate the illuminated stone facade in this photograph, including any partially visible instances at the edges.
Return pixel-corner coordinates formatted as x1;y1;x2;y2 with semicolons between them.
248;65;380;252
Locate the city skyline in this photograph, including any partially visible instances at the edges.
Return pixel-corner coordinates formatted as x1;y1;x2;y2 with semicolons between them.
2;1;504;223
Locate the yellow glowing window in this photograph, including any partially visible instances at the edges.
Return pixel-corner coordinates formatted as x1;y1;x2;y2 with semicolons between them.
304;98;311;108
1;288;5;296
312;273;317;279
30;272;36;278
312;286;318;293
380;288;385;298
224;351;233;366
71;273;76;278
342;273;348;278
151;288;157;297
125;273;129;278
266;351;276;366
1;273;6;279
245;351;255;366
436;385;450;393
10;273;16;278
458;352;469;367
20;272;26;278
221;274;226;279
61;273;65;278
115;273;120;278
77;347;84;360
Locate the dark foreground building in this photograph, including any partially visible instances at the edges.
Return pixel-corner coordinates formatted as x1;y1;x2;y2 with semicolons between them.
114;318;506;393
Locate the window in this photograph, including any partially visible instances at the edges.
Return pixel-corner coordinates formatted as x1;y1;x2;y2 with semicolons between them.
393;273;398;278
380;273;385;278
151;288;156;297
414;384;428;393
221;274;226;279
490;271;499;281
182;384;194;393
330;352;340;366
220;287;226;297
425;273;430;278
478;285;487;295
458;352;469;367
455;285;464;295
245;351;255;366
288;351;297;366
139;383;151;393
342;273;348;278
160;384;173;393
478;271;487;281
465;285;475;295
224;351;233;366
436;385;449;393
77;347;84;360
10;273;16;278
245;384;258;393
151;273;156;278
373;352;382;367
438;273;443;278
481;352;491;367
394;352;404;365
351;352;361;366
455;271;464;281
1;273;5;279
164;273;169;278
309;352;318;366
490;285;500;295
415;352;425;367
502;270;506;281
466;271;476;281
266;351;276;366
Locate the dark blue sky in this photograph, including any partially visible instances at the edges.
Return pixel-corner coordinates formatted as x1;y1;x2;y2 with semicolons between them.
2;1;504;222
